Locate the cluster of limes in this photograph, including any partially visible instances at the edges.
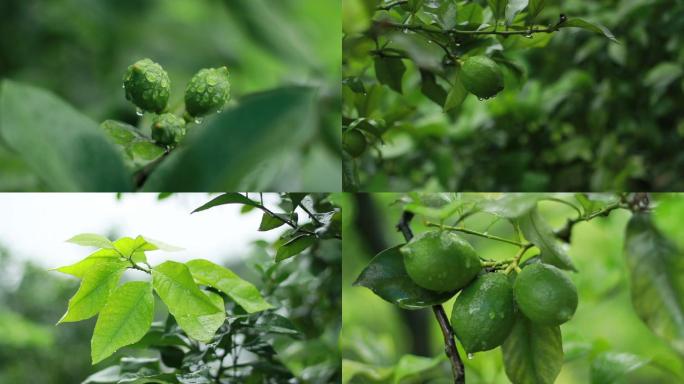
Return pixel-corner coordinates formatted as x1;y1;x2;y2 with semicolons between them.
122;58;231;147
400;230;578;354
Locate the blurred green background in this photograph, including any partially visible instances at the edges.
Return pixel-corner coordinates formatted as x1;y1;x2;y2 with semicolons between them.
341;193;684;383
0;0;341;191
343;0;684;191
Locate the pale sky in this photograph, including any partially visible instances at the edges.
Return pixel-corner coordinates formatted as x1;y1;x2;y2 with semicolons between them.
0;193;284;270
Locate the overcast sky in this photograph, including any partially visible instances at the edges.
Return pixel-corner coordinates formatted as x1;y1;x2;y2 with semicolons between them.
0;193;283;269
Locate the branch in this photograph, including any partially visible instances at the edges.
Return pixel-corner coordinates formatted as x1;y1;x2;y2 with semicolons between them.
426;222;527;247
555;195;633;243
397;212;465;384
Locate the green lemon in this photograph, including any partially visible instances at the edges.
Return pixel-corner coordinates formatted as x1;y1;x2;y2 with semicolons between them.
460;56;504;99
343;129;367;158
451;272;515;353
185;67;231;118
514;263;578;326
123;58;170;113
151;113;186;147
400;230;481;292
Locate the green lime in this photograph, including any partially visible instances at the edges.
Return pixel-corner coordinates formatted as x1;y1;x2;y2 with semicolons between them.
400;230;481;292
460;56;504;99
151;113;186;146
123;58;171;113
451;272;515;353
514;263;578;326
343;129;367;158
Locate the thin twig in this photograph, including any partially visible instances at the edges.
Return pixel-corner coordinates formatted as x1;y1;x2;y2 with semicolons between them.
397;212;465;384
426;222;527;247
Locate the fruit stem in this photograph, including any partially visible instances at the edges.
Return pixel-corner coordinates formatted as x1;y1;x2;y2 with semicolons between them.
426;222;527;247
503;243;533;275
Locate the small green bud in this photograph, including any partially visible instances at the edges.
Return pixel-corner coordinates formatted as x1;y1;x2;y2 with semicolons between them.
151;113;186;146
123;58;170;113
184;67;230;117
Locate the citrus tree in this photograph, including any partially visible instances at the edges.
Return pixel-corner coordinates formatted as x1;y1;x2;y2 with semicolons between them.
54;193;341;383
346;193;684;383
342;0;620;191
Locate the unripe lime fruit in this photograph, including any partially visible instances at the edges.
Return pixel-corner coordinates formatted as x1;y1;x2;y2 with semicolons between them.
451;273;515;353
342;129;367;158
185;67;231;118
460;56;504;99
151;113;186;146
514;263;578;326
400;230;481;292
123;58;170;113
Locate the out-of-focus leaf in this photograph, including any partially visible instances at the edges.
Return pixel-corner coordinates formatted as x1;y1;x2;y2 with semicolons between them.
478;193;543;219
143;87;317;191
488;0;508;20
374;57;406;93
505;0;529;25
502;314;563;384
393;354;444;383
561;18;617;43
528;0;545;20
66;233;115;249
422;0;458;30
590;352;650;384
0;80;132;191
654;194;684;251
342;360;393;384
420;70;447;106
353;245;455;309
624;213;684;355
444;75;468;112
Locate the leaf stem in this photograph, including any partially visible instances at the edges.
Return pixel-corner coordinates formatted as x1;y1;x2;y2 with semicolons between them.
426;222;527;247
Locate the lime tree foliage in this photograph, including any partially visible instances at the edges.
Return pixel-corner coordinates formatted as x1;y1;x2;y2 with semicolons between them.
342;0;620;191
348;193;684;383
54;193;341;383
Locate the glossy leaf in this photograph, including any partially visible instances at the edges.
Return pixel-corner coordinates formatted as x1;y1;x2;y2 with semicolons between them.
192;192;259;213
353;245;455;309
142;86;318;191
561;18;617;43
152;261;225;342
0;80;132;191
624;213;684;355
479;193;543;219
66;233;115;249
590;352;649;384
520;208;577;271
374;57;406;94
58;259;128;323
186;259;272;313
502;314;563;384
91;281;154;364
275;234;316;262
54;249;121;278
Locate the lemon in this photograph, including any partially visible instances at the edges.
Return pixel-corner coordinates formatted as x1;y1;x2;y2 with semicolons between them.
460;56;504;99
343;129;367;158
514;263;578;326
400;230;481;292
451;272;515;353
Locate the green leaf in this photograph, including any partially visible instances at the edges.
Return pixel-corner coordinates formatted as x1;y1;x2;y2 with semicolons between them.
175;290;226;344
374;57;406;94
258;212;287;231
353;245;455;309
444;75;467;112
487;0;508;20
101;120;166;170
519;207;577;271
101;120;145;146
91;281;154;364
456;2;484;26
253;313;300;336
643;62;683;91
420;70;447;106
186;259;272;313
528;0;545;20
478;193;543;219
275;234;316;262
66;233;114;249
54;249;121;278
654;194;684;251
393;354;444;384
0;80;132;191
152;261;225;342
502;31;553;50
58;259;128;323
142;86;319;191
561;18;617;43
192;193;260;213
342;360;393;384
590;352;650;384
502;314;563;384
624;213;684;355
422;0;458;30
505;0;528;25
